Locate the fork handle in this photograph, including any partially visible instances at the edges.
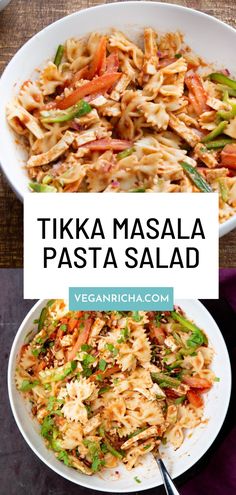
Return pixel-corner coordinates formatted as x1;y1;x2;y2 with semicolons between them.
156;458;180;495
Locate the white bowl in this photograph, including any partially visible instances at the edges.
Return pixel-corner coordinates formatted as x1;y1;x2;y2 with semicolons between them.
8;298;231;492
0;0;11;11
0;2;236;236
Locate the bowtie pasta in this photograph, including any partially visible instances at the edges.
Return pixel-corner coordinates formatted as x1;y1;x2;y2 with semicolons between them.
6;29;236;222
16;301;216;475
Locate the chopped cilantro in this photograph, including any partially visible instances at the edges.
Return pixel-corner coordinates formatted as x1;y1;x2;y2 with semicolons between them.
60;324;67;332
134;476;141;483
98;386;111;395
99;359;107;372
117;327;130;343
132;311;142;322
47;396;64;412
41;415;54;439
105;343;118;356
143;444;151;450
32;348;42;357
155;313;162;327
96;374;103;381
214;377;220;382
83;439;105;472
57;450;70;466
81;344;92;352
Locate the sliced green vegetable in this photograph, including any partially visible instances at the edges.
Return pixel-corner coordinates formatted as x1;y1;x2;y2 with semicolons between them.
134;476;141;484
128;427;147;439
130;188;146;192
205;138;235;149
40;100;92;123
105;441;124;459
20;379;40;392
29;182;57;193
217;84;236;97
218;104;236;121
166;359;183;371
171;311;204;335
117;147;135;160
218;178;229;202
209;72;236;91
180;162;212;192
39;360;77;383
201;121;228;143
47;299;55;307
38;307;48;331
151;372;181;388
54;44;64;67
186;327;208;348
175;396;186;404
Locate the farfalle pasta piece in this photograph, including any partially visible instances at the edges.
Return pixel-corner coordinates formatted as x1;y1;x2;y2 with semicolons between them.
39;62;64;95
18;80;44;111
7;99;44;138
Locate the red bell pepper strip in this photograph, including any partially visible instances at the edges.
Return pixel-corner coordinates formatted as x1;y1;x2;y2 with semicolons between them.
105;50;119;73
185;72;208;115
87;36;107;78
187;390;204;408
183;376;212;389
57;72;121;110
79;138;132;151
67;318;92;361
221;143;236;170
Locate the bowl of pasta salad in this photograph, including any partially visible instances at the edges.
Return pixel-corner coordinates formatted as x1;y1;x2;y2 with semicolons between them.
8;299;231;491
1;2;236;236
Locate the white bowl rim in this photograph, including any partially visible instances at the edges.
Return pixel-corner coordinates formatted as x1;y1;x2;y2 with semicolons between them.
0;1;236;237
8;297;232;492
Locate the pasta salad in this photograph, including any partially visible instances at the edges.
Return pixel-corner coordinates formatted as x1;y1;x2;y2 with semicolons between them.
6;29;236;222
15;301;216;475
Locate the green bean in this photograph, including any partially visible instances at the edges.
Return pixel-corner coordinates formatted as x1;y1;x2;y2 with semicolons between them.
180;162;212;192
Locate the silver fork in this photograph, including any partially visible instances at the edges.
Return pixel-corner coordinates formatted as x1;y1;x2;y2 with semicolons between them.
155;457;180;495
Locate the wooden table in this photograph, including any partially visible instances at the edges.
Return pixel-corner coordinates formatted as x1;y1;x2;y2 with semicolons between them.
0;0;236;267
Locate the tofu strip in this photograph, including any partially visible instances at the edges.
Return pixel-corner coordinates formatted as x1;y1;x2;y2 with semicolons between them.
27;131;75;167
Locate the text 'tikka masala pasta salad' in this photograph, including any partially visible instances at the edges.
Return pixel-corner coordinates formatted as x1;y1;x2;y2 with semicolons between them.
15;301;217;475
6;29;236;222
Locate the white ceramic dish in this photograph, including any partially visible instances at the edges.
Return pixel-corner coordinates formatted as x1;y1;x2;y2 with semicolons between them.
8;298;231;492
0;0;11;11
0;2;236;236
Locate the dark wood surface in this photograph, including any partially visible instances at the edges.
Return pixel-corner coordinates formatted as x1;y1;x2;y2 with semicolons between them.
1;269;235;495
0;0;236;267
